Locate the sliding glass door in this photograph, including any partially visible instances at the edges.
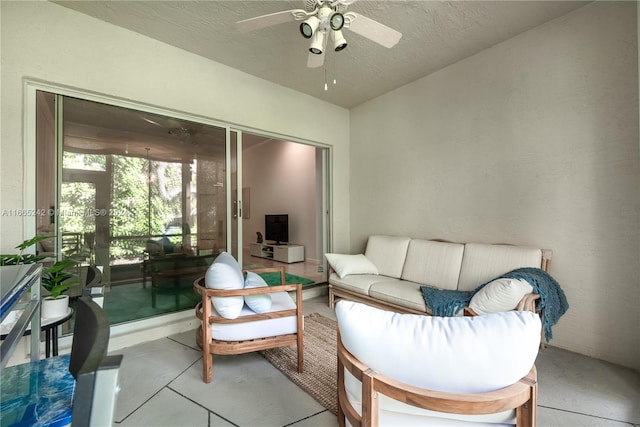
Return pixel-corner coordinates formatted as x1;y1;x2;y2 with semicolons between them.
30;84;330;328
35;91;232;324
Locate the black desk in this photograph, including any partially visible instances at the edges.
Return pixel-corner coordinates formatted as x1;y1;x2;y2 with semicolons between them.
1;308;73;358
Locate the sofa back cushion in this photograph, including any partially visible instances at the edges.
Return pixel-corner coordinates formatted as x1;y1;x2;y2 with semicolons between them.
457;243;543;291
364;235;411;279
401;240;464;290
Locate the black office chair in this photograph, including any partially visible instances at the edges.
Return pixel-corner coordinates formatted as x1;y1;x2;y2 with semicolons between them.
70;296;122;426
80;265;102;288
80;265;105;307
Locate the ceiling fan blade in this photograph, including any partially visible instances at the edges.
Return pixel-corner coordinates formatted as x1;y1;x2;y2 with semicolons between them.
141;114;183;129
237;9;307;33
343;12;402;48
307;51;325;68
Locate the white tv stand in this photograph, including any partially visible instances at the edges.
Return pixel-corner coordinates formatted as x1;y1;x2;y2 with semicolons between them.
249;243;304;264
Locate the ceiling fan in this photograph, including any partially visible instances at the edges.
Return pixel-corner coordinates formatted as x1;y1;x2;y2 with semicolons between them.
237;0;402;68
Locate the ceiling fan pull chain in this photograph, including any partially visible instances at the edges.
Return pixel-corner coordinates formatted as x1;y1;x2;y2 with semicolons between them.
324;67;328;91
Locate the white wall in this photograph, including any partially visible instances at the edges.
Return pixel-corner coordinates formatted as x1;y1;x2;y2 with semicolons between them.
350;2;639;370
0;1;351;254
242;139;319;261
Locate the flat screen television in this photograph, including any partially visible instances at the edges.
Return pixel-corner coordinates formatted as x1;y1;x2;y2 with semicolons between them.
265;214;289;245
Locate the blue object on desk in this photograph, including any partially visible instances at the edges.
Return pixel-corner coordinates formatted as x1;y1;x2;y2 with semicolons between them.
0;297;122;427
0;354;74;427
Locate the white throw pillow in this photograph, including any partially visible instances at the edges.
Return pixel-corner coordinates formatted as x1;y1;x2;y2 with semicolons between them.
204;251;244;319
325;253;378;279
469;278;533;315
244;272;272;314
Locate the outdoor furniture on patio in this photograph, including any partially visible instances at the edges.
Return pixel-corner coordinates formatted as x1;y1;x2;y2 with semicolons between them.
145;253;216;307
336;300;541;427
194;263;303;383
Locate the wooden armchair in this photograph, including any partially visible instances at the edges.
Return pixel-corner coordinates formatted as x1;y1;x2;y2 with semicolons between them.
338;335;537;427
336;300;541;427
193;266;303;383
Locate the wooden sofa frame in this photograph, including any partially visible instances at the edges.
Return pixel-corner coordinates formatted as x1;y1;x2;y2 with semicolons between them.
193;266;303;383
329;241;552;316
337;330;538;427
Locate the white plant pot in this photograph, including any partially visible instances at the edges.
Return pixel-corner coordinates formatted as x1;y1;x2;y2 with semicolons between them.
42;295;69;319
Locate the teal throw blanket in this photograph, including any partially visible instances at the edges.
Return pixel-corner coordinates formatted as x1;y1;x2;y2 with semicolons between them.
420;267;569;341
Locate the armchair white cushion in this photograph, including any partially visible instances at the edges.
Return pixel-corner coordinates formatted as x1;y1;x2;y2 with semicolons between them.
204;251;244;319
244;272;272;313
336;300;541;426
209;291;296;341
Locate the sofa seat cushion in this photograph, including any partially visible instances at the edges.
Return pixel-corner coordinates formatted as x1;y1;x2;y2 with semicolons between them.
457;243;543;291
336;300;541;425
401;240;465;290
329;273;389;296
368;280;430;314
364;235;411;279
208;291;298;341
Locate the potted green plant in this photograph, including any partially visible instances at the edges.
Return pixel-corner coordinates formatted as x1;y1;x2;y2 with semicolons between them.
1;236;80;318
40;258;79;318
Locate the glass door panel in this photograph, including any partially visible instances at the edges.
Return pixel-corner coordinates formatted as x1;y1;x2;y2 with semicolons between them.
36;92;230;326
59;181;96;262
196;157;226;256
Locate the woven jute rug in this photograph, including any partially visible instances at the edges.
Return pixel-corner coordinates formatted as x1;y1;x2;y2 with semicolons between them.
260;313;338;414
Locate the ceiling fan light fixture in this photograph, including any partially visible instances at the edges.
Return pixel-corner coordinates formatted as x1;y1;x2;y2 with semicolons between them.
300;15;320;39
329;12;344;30
332;30;347;51
309;30;325;54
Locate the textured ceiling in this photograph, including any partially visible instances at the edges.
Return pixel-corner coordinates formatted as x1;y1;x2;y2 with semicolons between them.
55;1;589;109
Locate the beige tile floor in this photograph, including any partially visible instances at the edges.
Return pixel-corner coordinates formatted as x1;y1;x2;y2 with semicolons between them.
112;296;640;427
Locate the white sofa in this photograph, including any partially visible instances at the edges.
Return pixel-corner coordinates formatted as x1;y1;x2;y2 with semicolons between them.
328;235;552;316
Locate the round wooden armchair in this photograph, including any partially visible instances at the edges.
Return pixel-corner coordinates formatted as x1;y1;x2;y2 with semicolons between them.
338;335;537;426
193;266;303;383
336;300;541;426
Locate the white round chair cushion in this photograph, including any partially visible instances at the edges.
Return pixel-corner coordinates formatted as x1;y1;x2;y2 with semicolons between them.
336;300;541;394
